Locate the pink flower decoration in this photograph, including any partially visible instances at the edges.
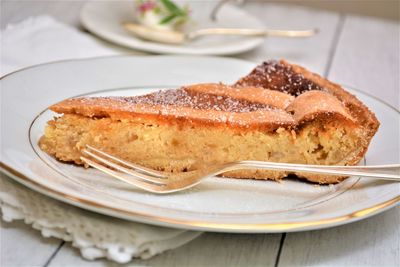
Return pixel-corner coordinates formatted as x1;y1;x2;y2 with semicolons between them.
138;1;157;13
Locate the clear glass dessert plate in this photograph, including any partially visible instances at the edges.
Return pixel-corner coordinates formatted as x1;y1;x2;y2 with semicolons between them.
1;56;399;233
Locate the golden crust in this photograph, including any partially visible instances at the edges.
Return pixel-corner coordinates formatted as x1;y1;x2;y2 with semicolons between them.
283;60;379;164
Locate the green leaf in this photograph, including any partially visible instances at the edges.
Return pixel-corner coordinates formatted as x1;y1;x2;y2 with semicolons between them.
159;14;177;24
160;0;184;15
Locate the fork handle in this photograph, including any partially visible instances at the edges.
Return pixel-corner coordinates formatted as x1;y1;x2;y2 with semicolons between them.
188;28;318;40
221;161;400;181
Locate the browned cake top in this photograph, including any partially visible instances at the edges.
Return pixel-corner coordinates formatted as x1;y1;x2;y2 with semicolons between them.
236;60;322;96
118;86;271;113
49;59;379;133
50;81;357;132
236;60;378;126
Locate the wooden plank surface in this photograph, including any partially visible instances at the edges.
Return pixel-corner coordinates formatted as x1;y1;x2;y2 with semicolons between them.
1;1;398;267
279;207;400;267
1;218;62;267
328;15;400;107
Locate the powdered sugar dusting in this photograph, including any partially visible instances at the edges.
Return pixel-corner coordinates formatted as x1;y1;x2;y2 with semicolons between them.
236;60;322;96
69;86;296;129
106;88;275;113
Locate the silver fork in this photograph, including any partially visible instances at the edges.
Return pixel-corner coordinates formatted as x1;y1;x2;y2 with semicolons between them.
81;145;400;194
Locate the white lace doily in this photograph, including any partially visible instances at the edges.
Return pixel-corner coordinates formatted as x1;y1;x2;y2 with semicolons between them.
0;174;202;263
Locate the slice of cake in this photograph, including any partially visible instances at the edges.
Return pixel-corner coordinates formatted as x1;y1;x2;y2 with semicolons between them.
39;60;379;184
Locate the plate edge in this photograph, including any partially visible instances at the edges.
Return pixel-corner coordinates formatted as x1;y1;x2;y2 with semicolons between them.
1;162;399;233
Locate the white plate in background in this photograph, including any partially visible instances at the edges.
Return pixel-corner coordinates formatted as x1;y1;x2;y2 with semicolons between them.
80;1;264;55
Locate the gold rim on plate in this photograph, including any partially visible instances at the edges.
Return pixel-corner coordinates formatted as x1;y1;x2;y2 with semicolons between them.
1;56;399;232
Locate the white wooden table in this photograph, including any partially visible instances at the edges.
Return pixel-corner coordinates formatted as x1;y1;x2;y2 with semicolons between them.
1;1;399;266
